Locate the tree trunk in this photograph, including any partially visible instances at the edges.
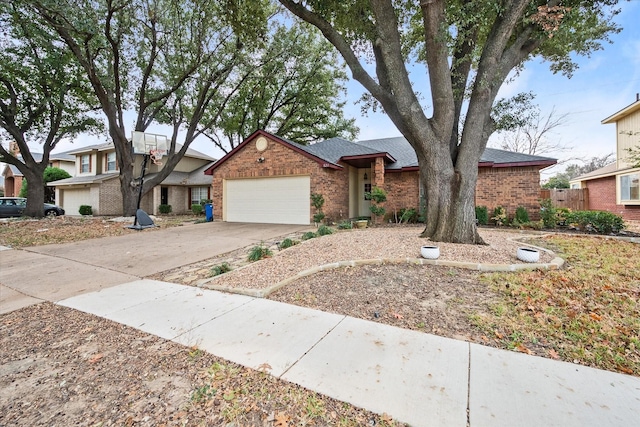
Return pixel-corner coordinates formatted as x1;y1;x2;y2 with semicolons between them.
119;167;140;216
417;139;485;245
23;167;47;218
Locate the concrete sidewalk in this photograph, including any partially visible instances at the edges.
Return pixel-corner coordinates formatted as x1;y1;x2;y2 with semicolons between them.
59;279;640;427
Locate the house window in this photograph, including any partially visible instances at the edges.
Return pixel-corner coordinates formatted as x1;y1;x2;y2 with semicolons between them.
106;152;117;172
190;186;209;205
80;155;90;173
620;173;639;202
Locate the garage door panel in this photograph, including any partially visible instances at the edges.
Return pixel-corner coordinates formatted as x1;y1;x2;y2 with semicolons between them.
61;189;91;216
226;177;310;225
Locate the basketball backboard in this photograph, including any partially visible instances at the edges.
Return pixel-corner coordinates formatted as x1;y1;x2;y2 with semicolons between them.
132;131;168;156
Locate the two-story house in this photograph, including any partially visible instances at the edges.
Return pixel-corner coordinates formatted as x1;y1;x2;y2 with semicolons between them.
50;142;215;216
570;95;640;220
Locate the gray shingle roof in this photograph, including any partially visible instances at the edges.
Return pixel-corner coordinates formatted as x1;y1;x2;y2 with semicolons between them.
303;137;382;166
47;173;119;186
303;136;556;169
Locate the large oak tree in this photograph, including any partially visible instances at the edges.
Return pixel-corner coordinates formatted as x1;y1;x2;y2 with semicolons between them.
0;3;100;217
26;0;271;215
278;0;620;243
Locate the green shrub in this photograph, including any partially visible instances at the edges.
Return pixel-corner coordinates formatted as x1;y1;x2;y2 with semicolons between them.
159;204;172;214
79;205;92;216
398;207;418;223
301;231;317;240
313;212;326;224
210;262;232;277
310;193;325;210
279;238;299;249
337;221;353;229
491;206;507;226
475;206;488;225
555;207;571;226
565;210;625;234
539;199;557;228
514;206;529;224
317;224;334;236
191;204;203;215
247;243;273;262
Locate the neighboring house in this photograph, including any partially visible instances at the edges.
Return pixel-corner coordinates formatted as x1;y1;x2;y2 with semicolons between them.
570;96;640;221
2;141;75;197
50;142;215;216
205;130;556;225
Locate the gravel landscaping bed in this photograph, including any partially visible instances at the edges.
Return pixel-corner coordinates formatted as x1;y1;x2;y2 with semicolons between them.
151;226;556;293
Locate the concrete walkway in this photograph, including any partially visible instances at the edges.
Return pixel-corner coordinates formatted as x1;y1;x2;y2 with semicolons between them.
58;279;640;427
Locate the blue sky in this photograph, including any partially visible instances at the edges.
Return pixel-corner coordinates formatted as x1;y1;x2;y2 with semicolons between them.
49;2;639;178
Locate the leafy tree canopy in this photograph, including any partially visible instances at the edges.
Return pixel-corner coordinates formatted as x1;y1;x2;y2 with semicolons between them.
202;21;358;152
278;0;621;243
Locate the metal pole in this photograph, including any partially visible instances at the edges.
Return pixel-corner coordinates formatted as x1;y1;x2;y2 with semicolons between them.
133;154;149;226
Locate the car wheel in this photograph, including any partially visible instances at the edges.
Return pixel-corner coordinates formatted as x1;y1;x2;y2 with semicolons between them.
45;210;59;217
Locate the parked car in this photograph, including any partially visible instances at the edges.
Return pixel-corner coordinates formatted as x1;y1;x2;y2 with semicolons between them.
0;197;65;218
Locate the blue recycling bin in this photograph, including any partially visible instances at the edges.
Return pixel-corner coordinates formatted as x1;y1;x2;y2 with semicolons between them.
204;203;213;222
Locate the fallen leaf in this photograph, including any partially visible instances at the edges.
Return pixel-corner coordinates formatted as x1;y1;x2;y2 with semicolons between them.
391;312;403;319
494;331;504;339
481;335;489;342
548;349;560;360
256;363;272;372
274;412;291;426
516;345;533;355
589;312;602;321
617;366;634;375
88;354;103;364
381;413;393;422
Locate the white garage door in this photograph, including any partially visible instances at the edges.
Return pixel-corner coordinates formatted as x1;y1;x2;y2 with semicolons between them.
225;176;310;225
61;188;91;216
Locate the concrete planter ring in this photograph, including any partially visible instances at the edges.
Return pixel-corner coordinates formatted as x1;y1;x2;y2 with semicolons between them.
517;247;540;263
421;245;440;260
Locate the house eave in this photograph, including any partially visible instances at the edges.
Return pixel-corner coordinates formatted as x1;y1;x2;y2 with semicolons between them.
601;99;640;124
340;152;397;169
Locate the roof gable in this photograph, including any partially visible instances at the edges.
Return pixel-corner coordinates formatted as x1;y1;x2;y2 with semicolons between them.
204;130;342;175
601;98;640;124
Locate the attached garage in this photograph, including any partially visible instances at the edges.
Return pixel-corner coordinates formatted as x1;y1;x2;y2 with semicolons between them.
60;188;92;216
224;176;310;225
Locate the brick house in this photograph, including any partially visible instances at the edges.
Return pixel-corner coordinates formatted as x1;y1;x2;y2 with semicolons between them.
570;96;640;221
204;130;556;225
50;142;215;216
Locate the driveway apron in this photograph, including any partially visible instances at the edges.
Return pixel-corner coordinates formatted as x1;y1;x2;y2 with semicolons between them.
0;221;309;313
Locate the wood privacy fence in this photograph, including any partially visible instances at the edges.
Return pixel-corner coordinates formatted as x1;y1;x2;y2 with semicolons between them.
540;188;589;211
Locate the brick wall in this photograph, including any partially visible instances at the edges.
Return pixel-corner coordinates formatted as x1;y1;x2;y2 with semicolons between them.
98;178;123;216
476;166;542;220
212;136;349;223
384;171;420;215
213;137;546;223
585;176;640;221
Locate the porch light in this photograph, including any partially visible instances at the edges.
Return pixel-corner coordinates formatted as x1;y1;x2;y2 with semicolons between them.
363;172;368;180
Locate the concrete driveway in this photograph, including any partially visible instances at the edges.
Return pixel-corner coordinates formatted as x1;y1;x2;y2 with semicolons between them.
0;222;310;314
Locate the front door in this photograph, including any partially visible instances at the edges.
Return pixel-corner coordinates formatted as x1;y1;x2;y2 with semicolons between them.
359;169;371;217
161;187;168;205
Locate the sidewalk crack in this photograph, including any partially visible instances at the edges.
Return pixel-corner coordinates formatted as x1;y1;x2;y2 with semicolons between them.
278;315;347;378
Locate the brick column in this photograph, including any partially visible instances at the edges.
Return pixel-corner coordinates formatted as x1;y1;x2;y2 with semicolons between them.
373;157;385;188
